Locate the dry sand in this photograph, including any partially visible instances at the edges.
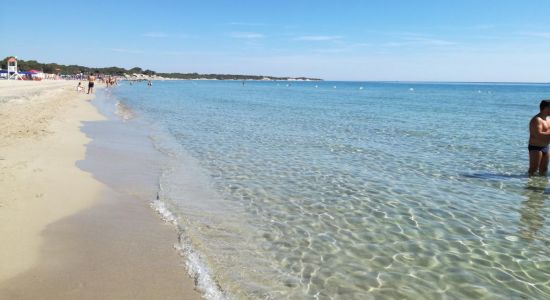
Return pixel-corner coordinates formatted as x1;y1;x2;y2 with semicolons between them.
0;80;201;299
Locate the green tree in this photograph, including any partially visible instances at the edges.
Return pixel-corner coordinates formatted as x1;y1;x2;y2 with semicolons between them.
129;67;143;74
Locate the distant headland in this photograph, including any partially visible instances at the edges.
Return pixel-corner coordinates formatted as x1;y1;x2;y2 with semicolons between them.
0;57;322;81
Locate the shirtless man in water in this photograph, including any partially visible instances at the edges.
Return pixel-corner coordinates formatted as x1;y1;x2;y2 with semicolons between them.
87;72;96;94
528;100;550;176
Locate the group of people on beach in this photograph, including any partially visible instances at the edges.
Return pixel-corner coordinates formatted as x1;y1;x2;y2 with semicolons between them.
76;73;120;94
75;73;96;94
105;76;117;87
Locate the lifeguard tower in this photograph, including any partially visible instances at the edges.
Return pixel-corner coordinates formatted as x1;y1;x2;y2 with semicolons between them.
7;56;23;80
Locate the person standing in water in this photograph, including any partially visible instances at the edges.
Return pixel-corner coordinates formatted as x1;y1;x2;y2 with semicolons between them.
87;72;96;94
528;100;550;176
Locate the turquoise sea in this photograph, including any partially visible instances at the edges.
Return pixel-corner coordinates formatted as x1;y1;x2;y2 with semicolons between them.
106;81;550;299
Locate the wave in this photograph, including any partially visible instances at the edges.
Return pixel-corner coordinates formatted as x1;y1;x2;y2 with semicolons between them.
114;100;135;121
148;130;233;300
151;192;231;300
105;89;231;299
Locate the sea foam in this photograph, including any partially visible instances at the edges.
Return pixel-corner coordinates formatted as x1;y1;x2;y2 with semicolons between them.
151;193;231;300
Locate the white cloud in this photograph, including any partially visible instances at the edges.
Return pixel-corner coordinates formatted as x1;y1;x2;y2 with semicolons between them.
439;24;496;31
382;42;406;47
230;32;265;39
160;51;188;56
294;35;342;41
111;48;143;54
382;35;457;48
405;37;457;46
142;32;191;39
312;48;351;54
142;32;169;38
229;22;266;26
312;43;370;54
519;31;550;38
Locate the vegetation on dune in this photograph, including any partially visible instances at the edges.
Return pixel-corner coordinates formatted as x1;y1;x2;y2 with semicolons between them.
1;57;321;80
155;72;321;81
0;57;130;75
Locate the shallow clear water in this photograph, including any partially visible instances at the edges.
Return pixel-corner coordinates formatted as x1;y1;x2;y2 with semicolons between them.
112;81;550;299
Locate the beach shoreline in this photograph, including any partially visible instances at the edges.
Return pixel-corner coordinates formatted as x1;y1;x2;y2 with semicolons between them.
0;80;201;299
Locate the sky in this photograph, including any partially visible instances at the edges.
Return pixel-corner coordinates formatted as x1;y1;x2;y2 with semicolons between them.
2;0;550;82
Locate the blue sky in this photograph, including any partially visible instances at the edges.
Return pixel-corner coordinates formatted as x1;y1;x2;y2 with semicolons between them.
2;0;550;81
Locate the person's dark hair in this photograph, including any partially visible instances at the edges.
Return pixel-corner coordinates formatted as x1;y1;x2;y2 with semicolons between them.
540;100;550;111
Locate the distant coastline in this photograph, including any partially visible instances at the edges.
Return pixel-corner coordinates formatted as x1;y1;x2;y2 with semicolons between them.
0;57;322;81
156;72;322;81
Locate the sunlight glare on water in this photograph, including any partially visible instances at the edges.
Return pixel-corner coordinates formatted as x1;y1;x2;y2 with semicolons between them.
112;81;550;299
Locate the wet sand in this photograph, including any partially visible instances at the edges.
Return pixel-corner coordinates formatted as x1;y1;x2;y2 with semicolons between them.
0;81;201;299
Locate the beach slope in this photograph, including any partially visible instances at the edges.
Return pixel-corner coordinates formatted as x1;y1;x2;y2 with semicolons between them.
0;81;200;299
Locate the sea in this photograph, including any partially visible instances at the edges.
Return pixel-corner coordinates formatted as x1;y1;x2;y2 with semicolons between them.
98;80;550;299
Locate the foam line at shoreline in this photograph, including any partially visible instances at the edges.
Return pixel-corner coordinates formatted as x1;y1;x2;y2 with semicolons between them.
0;81;202;299
105;88;231;299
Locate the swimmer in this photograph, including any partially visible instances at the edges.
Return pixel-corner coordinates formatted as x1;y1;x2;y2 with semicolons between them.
528;100;550;176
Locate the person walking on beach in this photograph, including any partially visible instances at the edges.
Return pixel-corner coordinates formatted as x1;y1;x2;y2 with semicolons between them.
528;100;550;176
87;72;96;94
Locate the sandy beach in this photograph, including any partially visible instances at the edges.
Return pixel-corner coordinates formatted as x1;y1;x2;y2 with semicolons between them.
0;80;201;299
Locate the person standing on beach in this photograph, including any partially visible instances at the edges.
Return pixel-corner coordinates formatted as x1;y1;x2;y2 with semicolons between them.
528;100;550;176
87;72;96;94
